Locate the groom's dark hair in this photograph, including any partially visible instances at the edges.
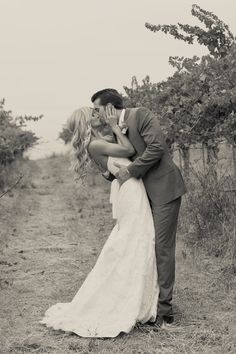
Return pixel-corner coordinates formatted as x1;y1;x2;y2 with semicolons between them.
91;88;124;109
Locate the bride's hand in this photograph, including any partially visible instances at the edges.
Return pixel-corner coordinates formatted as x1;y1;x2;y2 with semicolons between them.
105;105;119;131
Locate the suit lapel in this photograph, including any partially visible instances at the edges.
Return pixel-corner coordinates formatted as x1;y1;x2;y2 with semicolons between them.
123;108;146;157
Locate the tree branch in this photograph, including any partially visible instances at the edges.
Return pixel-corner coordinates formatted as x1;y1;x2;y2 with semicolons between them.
0;175;23;199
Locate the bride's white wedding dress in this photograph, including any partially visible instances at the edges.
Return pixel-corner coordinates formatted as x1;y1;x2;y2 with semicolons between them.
40;156;158;337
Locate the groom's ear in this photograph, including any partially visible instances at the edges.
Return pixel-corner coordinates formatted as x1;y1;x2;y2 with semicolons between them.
93;97;102;107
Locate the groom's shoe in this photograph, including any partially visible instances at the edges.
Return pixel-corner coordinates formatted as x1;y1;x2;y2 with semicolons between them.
146;314;174;329
163;314;174;325
146;316;163;328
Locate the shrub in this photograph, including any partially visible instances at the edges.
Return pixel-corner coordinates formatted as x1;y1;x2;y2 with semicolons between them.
180;164;235;268
0;99;42;189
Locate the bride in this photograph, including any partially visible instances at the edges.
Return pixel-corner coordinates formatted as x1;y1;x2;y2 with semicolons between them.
39;105;159;338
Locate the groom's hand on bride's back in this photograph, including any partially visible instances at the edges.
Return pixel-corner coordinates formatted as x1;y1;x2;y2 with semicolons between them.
113;163;131;184
102;171;116;182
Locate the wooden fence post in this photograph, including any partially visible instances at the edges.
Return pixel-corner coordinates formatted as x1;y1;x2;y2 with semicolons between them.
232;144;236;187
202;143;206;174
178;148;183;171
182;147;190;178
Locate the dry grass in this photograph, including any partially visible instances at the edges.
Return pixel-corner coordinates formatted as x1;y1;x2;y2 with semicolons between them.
0;155;235;354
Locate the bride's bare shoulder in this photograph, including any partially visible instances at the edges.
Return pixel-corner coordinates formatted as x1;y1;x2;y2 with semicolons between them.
88;139;107;155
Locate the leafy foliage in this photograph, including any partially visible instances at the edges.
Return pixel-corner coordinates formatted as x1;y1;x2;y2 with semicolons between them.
145;4;235;58
58;126;73;145
125;5;236;154
124;50;234;146
0;99;43;165
181;166;235;259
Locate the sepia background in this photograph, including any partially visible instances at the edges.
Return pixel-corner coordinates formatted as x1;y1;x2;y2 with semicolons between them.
0;0;235;158
1;1;236;354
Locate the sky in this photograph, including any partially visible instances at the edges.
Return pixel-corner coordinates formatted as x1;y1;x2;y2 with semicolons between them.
1;0;236;159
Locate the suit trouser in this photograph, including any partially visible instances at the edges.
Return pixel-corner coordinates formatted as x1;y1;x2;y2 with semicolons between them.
151;196;181;317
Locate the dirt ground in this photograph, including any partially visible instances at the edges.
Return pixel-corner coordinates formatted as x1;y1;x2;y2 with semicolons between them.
0;155;236;354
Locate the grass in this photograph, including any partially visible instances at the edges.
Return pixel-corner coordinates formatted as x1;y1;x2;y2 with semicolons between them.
0;155;235;354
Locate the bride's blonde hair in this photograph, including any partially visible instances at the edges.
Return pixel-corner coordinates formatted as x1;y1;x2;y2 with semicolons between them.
66;107;93;182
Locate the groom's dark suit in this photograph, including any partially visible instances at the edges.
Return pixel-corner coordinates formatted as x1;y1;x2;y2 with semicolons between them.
124;107;187;318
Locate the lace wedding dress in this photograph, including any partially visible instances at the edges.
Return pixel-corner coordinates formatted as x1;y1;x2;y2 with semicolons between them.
40;156;158;337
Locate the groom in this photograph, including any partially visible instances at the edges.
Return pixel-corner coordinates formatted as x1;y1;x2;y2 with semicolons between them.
91;88;187;327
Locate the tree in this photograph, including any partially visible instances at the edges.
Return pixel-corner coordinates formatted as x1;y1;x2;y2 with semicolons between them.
0;99;43;165
123;44;236;178
145;4;235;59
141;4;236;177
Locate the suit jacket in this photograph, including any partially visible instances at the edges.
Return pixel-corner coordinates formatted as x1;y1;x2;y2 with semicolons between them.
124;107;187;206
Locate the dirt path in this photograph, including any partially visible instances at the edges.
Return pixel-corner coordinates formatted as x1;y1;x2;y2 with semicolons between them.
0;156;235;354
